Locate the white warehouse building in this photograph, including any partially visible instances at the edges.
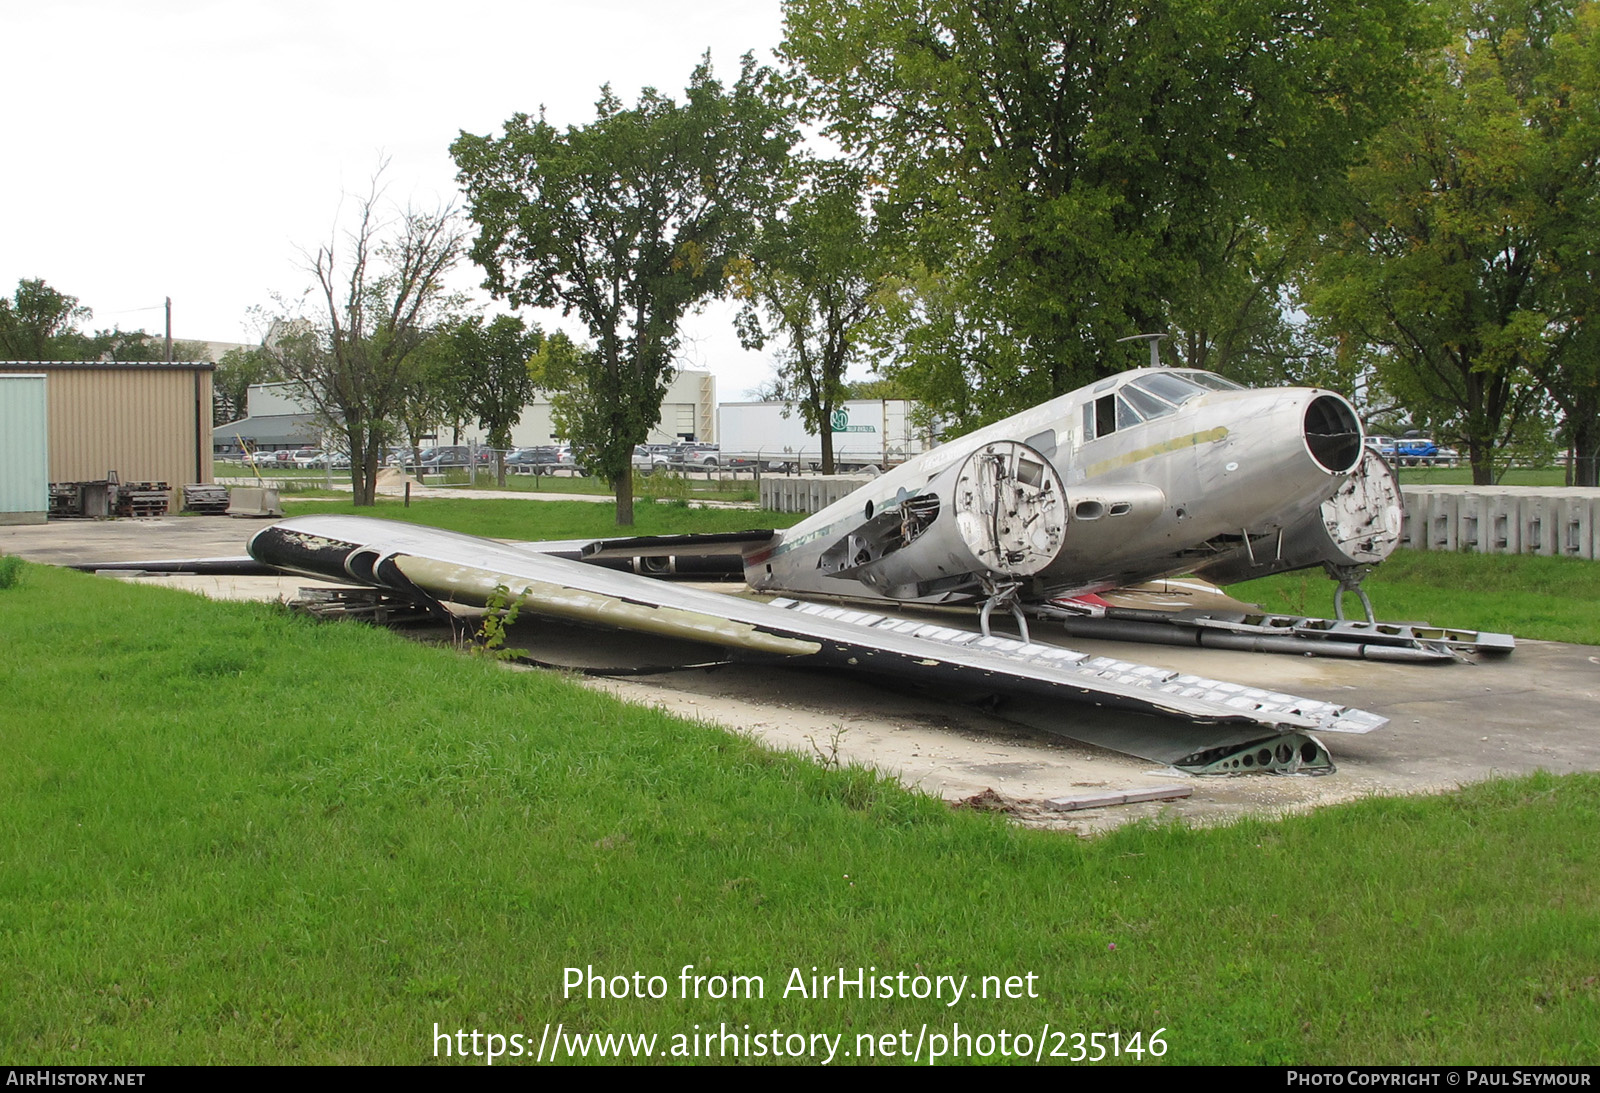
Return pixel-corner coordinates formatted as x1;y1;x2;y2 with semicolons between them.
507;369;716;448
216;369;716;453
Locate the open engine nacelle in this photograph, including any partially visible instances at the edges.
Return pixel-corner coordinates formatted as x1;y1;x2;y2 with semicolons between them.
1192;446;1403;587
818;440;1067;599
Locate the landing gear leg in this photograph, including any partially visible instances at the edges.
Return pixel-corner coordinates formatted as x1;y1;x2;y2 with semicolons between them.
1326;562;1377;624
979;579;1030;642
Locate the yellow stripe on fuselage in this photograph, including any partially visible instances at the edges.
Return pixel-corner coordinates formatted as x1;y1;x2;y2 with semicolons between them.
1084;426;1229;478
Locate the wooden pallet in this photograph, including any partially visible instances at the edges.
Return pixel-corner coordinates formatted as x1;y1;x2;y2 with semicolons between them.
115;482;169;518
182;484;230;515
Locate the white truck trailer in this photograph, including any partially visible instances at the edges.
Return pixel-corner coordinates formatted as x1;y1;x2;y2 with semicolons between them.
716;399;930;471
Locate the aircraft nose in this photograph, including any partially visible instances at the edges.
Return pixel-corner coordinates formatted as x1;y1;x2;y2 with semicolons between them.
1304;393;1362;474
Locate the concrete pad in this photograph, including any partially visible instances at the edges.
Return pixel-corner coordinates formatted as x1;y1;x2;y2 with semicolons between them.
5;515;1598;833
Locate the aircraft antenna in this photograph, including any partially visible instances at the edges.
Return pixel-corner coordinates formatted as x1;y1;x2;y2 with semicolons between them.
1117;332;1167;368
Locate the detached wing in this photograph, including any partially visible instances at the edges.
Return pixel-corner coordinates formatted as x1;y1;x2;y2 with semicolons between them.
246;515;1384;773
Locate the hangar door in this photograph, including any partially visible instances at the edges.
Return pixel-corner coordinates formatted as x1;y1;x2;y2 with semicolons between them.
0;373;48;525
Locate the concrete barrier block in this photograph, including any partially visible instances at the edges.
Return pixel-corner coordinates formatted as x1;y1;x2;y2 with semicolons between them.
1455;492;1488;553
1521;494;1560;556
1484;493;1522;554
1425;491;1459;552
759;475;873;515
1556;495;1597;559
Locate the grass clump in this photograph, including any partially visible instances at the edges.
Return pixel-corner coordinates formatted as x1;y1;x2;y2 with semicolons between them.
0;554;22;590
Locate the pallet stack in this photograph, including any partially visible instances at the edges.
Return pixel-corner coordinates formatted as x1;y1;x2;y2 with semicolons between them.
114;482;170;518
181;484;230;515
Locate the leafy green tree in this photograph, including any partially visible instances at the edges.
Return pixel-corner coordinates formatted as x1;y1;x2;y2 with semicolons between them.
87;331;210;363
392;327;465;469
0;278;211;364
0;279;92;359
445;314;542;486
731;161;882;473
1306;0;1600;484
453;54;795;525
781;0;1434;426
1529;3;1600;484
527;330;612;471
213;345;283;425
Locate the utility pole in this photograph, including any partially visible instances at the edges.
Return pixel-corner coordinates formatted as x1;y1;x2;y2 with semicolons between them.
164;297;173;362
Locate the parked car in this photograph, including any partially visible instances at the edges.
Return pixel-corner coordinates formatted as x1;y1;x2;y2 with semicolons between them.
1394;437;1439;465
556;445;587;475
632;444;672;475
668;442;721;467
506;446;565;474
418;445;471;470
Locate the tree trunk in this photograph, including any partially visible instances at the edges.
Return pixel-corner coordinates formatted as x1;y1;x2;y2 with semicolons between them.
820;405;836;476
615;463;634;526
1468;437;1494;486
1572;398;1600;488
345;423;372;507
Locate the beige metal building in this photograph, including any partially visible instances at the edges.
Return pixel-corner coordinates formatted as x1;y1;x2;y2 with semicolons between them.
0;361;215;510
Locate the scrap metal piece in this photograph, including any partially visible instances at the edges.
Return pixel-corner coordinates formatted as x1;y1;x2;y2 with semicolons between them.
772;597;1386;737
1174;733;1334;775
288;586;438;626
1044;785;1194;811
1039;601;1513;660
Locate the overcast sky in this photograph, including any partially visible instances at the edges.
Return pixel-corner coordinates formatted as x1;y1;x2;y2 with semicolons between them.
1;0;799;398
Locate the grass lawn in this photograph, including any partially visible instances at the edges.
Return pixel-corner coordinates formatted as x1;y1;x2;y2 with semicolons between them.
1;560;1597;1065
460;471;761;505
4;502;1599;1064
1388;466;1572;487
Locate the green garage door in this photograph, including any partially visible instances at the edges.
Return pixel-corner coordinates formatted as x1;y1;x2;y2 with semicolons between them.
0;373;48;525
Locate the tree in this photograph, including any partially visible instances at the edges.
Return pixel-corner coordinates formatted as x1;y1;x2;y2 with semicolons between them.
0;279;92;359
274;175;467;506
214;346;279;426
213;345;283;426
1305;0;1600;484
732;161;882;473
392;327;464;470
1529;3;1600;485
780;0;1435;426
0;278;210;364
444;314;542;486
453;54;795;525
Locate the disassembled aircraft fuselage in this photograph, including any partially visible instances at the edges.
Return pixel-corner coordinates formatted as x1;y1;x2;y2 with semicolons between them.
744;368;1397;617
225;364;1509;775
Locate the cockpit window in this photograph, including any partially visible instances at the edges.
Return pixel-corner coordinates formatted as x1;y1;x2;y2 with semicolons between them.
1129;371;1210;406
1120;383;1175;421
1115;393;1144;429
1084;370;1244;440
1180;371;1247;392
